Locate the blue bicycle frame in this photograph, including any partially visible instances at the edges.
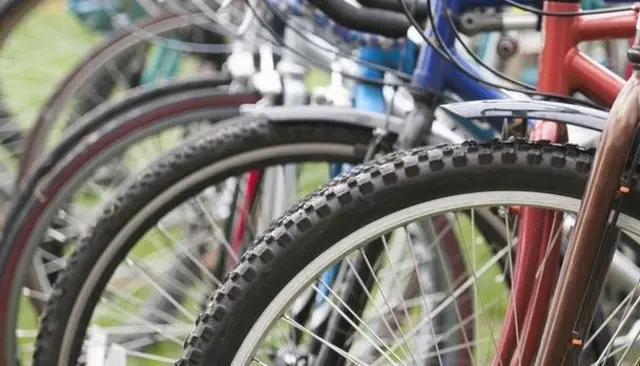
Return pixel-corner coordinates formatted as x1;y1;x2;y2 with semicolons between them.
356;0;518;141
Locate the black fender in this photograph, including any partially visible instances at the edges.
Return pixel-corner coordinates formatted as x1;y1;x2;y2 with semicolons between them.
246;105;406;132
245;105;465;144
438;99;609;133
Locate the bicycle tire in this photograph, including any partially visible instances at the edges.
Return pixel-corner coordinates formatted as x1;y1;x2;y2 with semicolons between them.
32;117;401;365
177;139;635;365
0;77;259;365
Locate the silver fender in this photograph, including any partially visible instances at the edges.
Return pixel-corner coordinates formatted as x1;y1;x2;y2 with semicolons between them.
438;99;608;147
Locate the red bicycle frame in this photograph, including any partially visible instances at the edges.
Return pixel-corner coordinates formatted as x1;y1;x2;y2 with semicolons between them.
495;3;638;365
226;170;263;272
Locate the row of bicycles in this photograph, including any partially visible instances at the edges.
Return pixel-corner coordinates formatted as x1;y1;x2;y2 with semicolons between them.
0;0;639;364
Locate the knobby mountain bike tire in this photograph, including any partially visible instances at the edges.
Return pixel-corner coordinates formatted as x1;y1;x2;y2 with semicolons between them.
177;138;626;365
0;77;259;365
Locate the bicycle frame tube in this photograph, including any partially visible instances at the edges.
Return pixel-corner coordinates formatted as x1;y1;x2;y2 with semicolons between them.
412;0;635;107
495;2;637;365
411;0;464;91
354;43;416;114
537;4;635;106
227;171;262;272
537;13;640;366
411;0;508;138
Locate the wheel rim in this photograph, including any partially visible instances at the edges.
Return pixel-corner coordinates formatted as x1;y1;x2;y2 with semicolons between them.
228;191;640;365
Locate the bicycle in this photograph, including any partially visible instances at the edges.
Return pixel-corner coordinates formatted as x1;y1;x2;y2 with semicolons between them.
29;1;640;365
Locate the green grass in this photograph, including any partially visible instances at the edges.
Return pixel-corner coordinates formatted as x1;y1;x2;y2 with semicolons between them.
1;7;100;128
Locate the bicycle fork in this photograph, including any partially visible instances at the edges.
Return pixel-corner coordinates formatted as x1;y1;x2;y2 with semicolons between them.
536;23;640;366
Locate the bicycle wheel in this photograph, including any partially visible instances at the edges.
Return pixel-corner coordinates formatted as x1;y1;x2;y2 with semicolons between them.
178;139;640;365
31;117;408;365
0;77;261;363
